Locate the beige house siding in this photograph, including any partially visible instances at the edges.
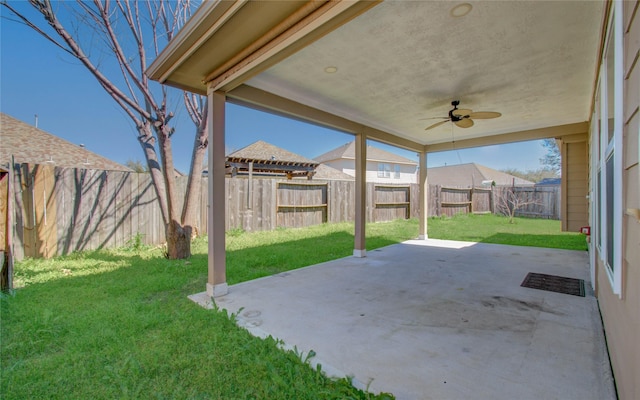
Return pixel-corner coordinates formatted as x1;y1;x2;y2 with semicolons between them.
596;1;640;399
562;140;589;232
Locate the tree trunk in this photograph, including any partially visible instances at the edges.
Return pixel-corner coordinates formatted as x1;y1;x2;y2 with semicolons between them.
156;123;191;259
138;124;169;226
165;219;191;259
181;106;208;234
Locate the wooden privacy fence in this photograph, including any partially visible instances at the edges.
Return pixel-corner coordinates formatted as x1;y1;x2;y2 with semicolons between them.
431;185;494;217
8;164;168;261
4;164;560;260
226;179;418;230
494;186;561;220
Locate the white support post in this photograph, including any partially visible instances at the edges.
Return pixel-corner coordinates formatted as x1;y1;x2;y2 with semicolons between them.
206;89;228;297
354;133;367;257
418;151;428;239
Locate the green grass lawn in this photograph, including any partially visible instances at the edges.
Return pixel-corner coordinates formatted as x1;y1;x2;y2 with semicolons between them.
427;213;587;251
1;215;586;399
2;221;416;400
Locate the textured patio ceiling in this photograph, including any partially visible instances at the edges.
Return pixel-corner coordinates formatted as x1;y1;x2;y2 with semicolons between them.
148;0;604;151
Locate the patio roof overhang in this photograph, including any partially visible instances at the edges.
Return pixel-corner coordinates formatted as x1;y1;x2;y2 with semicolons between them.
146;0;606;297
147;0;604;151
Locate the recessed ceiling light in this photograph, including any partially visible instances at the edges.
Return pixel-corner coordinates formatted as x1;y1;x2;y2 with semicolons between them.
450;3;472;18
324;66;338;74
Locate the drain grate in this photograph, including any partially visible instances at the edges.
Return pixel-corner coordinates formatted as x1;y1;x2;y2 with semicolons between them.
521;272;585;297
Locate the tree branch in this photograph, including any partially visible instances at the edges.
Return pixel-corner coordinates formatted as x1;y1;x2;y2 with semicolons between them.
1;1;74;57
21;0;152;120
93;0;158;113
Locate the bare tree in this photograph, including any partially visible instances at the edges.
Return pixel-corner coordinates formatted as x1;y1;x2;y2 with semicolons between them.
495;187;542;224
2;0;207;259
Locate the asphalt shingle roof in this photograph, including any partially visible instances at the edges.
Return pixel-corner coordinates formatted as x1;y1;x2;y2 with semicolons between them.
227;140;318;165
428;163;535;187
313;163;355;180
0;113;132;172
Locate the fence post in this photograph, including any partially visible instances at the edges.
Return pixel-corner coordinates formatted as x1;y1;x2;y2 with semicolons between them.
436;185;442;216
470;187;474;213
489;186;495;214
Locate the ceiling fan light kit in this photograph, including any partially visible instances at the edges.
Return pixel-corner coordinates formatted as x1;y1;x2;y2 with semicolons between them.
425;100;501;130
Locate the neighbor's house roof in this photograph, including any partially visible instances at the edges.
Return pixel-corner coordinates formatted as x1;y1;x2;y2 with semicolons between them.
226;140;319;179
313;164;354;180
314;141;417;165
428;163;535;187
0;113;132;172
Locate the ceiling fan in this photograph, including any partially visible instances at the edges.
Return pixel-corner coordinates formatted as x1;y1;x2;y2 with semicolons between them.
424;100;501;130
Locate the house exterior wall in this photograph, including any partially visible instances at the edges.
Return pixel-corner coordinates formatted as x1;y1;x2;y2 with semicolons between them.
561;139;589;231
594;2;639;399
321;159;417;184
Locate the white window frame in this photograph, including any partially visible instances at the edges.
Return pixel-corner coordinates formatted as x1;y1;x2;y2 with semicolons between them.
589;86;600;288
377;163;391;178
596;1;623;296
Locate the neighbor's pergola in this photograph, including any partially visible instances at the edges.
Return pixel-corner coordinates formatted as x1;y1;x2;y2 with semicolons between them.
147;1;602;297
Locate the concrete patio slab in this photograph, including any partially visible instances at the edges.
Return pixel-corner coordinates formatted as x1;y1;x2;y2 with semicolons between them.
190;239;616;400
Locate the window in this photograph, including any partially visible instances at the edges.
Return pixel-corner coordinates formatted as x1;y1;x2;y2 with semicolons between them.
605;154;614;269
394;165;401;179
377;163;390;178
594;1;623;296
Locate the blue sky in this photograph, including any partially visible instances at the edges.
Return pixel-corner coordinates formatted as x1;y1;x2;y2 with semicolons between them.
1;4;548;173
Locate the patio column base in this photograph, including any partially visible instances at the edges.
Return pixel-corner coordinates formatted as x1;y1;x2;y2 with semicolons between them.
207;282;228;298
353;249;366;258
418;234;428;240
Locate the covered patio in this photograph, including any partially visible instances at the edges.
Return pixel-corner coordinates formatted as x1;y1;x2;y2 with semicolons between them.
147;0;601;298
147;1;621;398
191;239;615;399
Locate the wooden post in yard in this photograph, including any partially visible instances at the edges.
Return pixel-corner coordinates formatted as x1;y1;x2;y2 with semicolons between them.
353;133;367;257
418;151;428;239
489;186;495;214
206;89;228;298
1;158;15;290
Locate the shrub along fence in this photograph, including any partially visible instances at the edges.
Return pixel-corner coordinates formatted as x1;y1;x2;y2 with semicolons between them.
3;164;559;260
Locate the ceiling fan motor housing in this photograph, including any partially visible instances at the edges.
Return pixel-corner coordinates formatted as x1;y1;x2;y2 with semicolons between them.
424;100;500;131
449;100;465;121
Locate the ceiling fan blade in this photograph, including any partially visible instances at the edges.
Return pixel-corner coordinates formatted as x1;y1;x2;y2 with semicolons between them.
469;111;501;119
455;118;474;128
419;116;449;121
425;120;449;130
451;108;472;118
